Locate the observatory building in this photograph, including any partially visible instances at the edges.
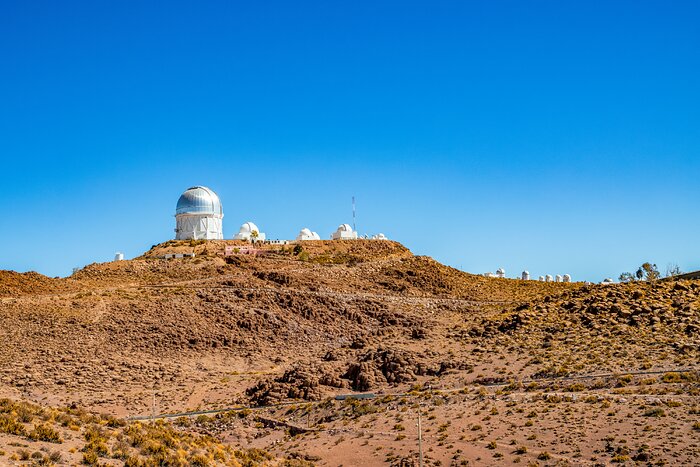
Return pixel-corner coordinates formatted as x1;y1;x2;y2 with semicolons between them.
175;186;224;240
296;228;321;241
331;224;358;240
233;221;266;242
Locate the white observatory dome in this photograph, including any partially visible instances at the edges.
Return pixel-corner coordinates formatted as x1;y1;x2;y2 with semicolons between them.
176;186;223;216
174;186;224;240
239;222;259;234
234;221;266;242
331;223;358;240
296;227;321;241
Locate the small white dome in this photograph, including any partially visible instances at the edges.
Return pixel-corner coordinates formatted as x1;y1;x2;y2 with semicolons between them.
338;223;352;232
297;227;320;241
239;222;259;234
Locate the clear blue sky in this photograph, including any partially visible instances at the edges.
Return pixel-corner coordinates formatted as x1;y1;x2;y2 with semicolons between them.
1;1;699;281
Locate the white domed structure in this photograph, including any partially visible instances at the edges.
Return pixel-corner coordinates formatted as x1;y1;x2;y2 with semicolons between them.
496;268;505;278
545;274;553;282
296;228;321;241
563;274;571;283
331;223;357;240
522;270;530;280
175;186;224;240
233;221;265;242
233;221;266;242
372;233;388;240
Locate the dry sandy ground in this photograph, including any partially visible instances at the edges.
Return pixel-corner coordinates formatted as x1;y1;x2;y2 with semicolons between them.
0;240;697;465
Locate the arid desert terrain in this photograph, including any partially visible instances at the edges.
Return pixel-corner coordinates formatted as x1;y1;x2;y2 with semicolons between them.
0;240;698;466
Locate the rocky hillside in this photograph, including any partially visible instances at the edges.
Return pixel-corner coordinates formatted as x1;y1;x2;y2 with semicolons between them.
0;240;698;465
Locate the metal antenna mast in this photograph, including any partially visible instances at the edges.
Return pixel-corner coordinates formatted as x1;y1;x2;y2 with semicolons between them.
352;196;356;232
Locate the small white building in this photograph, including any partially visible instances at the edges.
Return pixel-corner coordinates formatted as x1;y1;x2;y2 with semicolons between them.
331;223;358;240
545;274;553;282
496;268;506;278
563;274;571;283
267;239;289;245
538;276;545;281
114;252;124;261
555;274;563;282
296;228;321;241
233;221;266;242
522;270;530;280
372;233;388;240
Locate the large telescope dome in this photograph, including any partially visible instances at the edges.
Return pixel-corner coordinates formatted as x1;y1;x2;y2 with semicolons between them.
176;186;223;216
174;186;224;240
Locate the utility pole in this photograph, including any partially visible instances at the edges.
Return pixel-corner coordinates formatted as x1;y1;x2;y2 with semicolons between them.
417;402;424;467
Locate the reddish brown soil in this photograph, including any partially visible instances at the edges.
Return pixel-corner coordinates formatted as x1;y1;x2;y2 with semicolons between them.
0;240;697;466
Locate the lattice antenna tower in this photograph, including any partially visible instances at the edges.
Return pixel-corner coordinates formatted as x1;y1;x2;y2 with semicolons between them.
352;196;356;233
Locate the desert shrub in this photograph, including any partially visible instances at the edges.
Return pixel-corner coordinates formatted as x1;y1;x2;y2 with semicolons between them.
188;453;211;466
55;413;74;427
659;371;696;383
28;424;62;443
174;416;192;427
0;414;28;436
661;372;682;383
16;405;34;423
141;439;167;456
643;407;666;417
83;440;109;457
82;450;99;465
538;451;551;460
617;375;633;387
234;448;274;464
105;416;126;428
566;383;586;392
